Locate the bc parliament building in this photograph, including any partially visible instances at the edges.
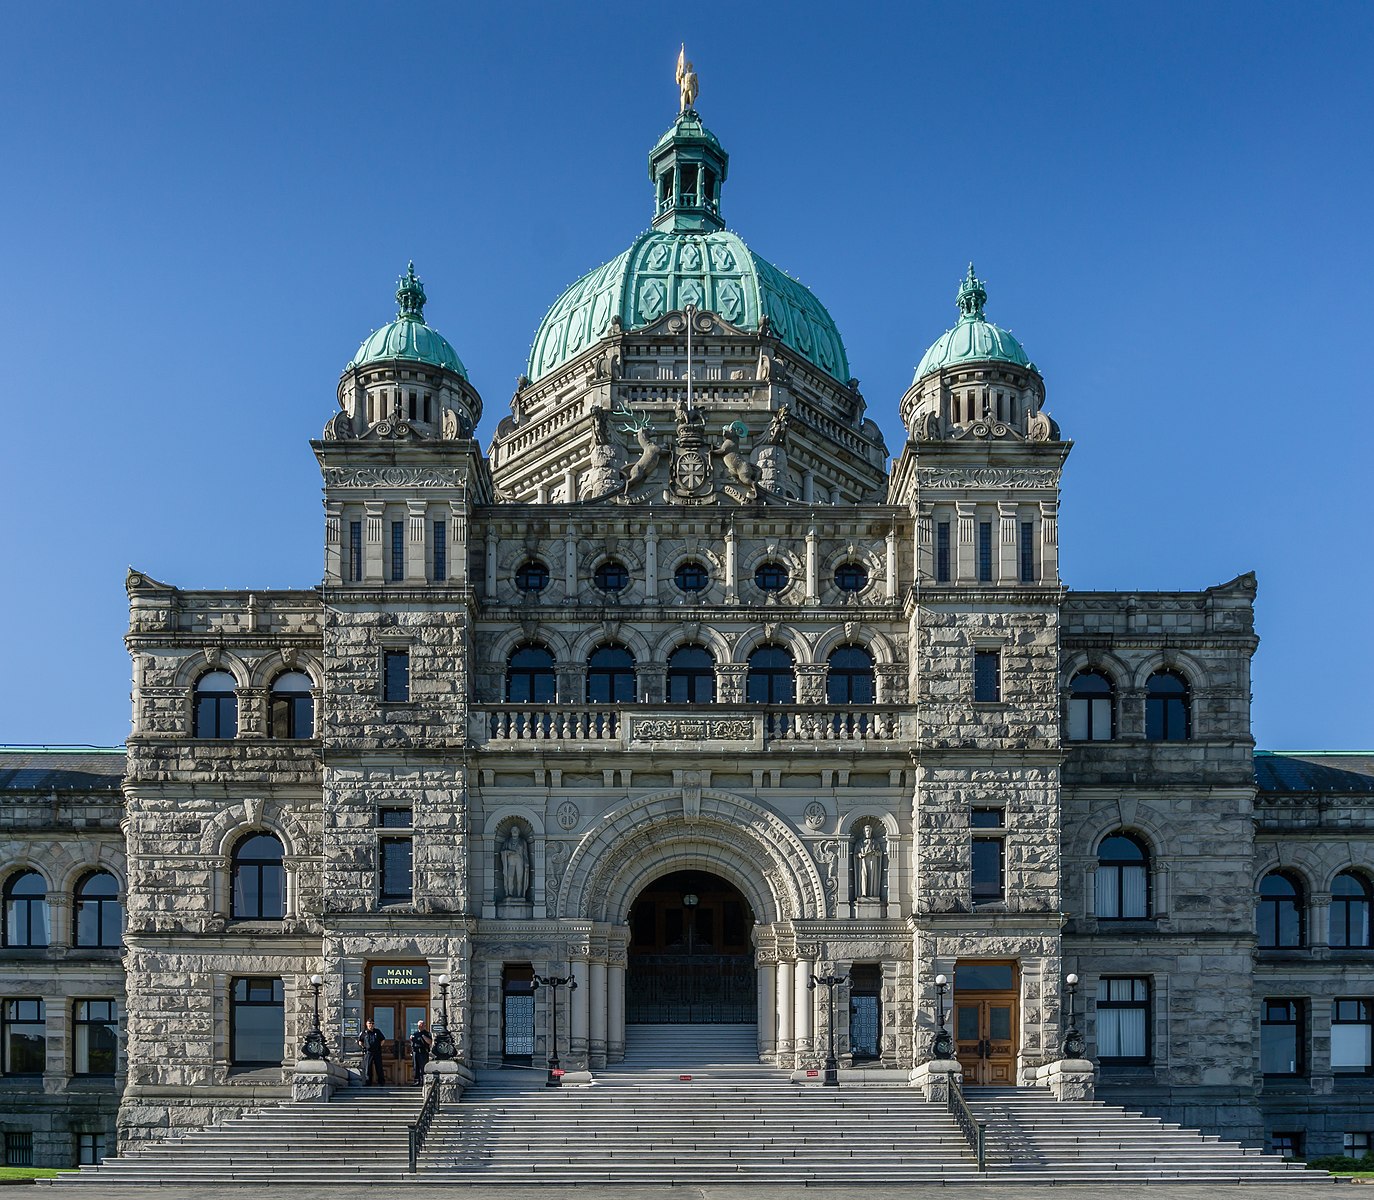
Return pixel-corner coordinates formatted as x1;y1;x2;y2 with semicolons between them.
2;81;1372;1173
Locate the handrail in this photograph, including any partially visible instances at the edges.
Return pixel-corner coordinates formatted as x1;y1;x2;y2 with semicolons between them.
407;1075;442;1172
947;1082;987;1171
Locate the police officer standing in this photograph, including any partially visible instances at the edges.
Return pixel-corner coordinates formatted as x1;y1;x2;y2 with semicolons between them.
357;1018;386;1086
409;1019;434;1086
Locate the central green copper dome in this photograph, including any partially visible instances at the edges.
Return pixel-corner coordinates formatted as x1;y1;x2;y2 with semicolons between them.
914;265;1031;382
527;112;849;384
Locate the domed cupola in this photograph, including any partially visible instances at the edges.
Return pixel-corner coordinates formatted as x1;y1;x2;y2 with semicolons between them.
649;107;729;233
913;264;1032;382
349;263;467;377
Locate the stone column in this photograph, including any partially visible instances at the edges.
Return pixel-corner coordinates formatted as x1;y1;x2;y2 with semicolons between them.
645;525;658;597
805;526;818;604
484;530;498;597
607;954;626;1063
637;664;666;705
886;527;898;599
570;959;590;1067
724;526;738;601
589;959;608;1068
1039;500;1059;585
794;954;815;1059
1312;895;1332;951
564;528;578;597
775;959;794;1062
717;663;748;704
757;957;777;1060
448;502;467;586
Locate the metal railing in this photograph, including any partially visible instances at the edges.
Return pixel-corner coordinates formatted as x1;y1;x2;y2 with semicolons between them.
948;1082;987;1171
406;1075;442;1172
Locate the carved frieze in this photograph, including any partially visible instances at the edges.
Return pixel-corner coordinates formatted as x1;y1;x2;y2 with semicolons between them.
631;717;753;741
323;466;469;490
917;467;1058;491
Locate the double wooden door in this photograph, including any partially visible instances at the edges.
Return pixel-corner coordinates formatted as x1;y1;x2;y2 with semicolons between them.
954;992;1017;1086
366;999;430;1085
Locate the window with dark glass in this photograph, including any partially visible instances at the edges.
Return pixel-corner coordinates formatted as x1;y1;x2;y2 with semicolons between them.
827;646;875;704
1271;1132;1303;1158
1095;834;1150;919
4;1132;33;1167
746;645;795;704
378;807;411;828
349;520;363;582
835;562;868;593
594;560;629;592
1258;870;1305;948
936;521;951;583
73;1000;117;1075
1333;999;1373;1074
3;871;48;948
433;521;447;581
674;560;709;593
268;671;314;739
390;520;405;581
1096;977;1150;1062
1332;872;1372;949
973;649;1000;702
74;871;122;948
1261;999;1304;1076
231;833;285;920
667;646;715;703
383;649;410;702
1145;670;1190;740
1068;670;1115;741
1;999;45;1075
754;561;788;593
515;559;549;593
506;645;556;702
230;978;284;1067
972;836;1004;902
1019;521;1034;582
379;837;413;903
587;644;636;703
77;1133;107;1165
977;521;993;582
193;670;238;738
1345;1133;1372;1157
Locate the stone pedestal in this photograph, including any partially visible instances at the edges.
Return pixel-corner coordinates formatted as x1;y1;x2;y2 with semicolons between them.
853;899;886;919
291;1059;348;1103
424;1058;474;1104
1035;1058;1096;1100
496;899;533;919
909;1058;962;1102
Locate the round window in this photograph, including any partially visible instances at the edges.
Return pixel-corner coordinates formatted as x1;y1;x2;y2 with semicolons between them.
674;560;710;593
835;562;868;593
515;560;549;593
594;560;630;592
755;561;789;592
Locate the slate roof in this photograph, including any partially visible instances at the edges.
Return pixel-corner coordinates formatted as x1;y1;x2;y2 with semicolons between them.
0;747;127;793
1254;751;1374;796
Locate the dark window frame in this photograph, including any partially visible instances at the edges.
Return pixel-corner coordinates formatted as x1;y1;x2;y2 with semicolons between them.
506;644;556;703
754;561;789;593
745;645;795;704
193;670;238;739
1095;976;1152;1064
73;871;123;949
268;671;314;740
231;833;286;921
1332;998;1374;1075
230;977;284;1068
667;645;715;703
1261;998;1306;1077
973;649;1001;703
1068;670;1116;741
972;836;1004;902
3;871;49;948
379;836;413;904
1332;872;1373;949
1;998;45;1075
1258;870;1306;948
514;559;549;593
348;520;363;582
390;520;405;582
1095;833;1151;920
977;521;993;583
674;560;710;593
382;648;410;703
827;645;875;704
1145;669;1191;741
835;562;868;594
72;999;118;1076
1019;520;1035;582
935;521;951;583
587;644;636;704
593;560;630;593
433;520;447;582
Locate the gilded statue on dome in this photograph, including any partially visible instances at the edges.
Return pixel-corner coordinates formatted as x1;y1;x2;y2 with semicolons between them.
676;45;698;112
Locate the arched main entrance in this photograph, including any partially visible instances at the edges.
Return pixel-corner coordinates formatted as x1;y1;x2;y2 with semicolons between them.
626;870;757;1023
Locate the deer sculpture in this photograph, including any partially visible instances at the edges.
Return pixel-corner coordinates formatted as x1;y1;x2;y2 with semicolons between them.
613;402;663;490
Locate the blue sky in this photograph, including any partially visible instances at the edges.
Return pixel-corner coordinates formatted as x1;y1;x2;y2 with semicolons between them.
1;1;1370;748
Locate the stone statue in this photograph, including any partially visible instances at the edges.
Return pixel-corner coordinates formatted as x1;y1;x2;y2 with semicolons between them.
614;403;663;490
714;422;761;492
676;45;699;113
500;826;529;900
855;823;883;899
1027;407;1060;442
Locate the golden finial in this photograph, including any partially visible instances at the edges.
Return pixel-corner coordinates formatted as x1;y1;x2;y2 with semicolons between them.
676;44;699;113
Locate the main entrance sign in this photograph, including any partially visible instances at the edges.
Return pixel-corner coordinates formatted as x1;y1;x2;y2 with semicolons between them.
369;963;430;990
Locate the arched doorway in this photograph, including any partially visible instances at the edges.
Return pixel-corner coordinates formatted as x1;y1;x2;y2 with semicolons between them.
626;870;756;1023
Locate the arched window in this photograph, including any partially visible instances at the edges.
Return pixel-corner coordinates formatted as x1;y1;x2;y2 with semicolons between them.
1068;670;1115;741
587;644;636;704
834;562;868;593
268;672;314;739
827;646;875;704
1145;670;1190;741
746;645;795;704
1258;870;1305;948
3;871;48;948
231;833;285;920
754;561;789;593
1095;833;1150;919
593;560;629;593
74;871;123;948
674;560;710;593
667;646;715;704
506;645;555;703
515;560;549;593
194;671;238;739
1332;872;1372;949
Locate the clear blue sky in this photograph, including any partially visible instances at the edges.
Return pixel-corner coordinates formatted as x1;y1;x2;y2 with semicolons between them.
1;1;1370;749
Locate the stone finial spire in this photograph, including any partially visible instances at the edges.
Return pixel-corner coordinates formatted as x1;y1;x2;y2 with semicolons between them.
396;262;427;322
956;263;988;321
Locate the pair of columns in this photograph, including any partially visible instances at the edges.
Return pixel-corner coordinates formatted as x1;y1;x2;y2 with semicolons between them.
562;956;626;1068
757;956;822;1065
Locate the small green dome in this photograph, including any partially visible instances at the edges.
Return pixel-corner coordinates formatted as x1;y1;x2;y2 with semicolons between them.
348;264;467;378
914;265;1030;382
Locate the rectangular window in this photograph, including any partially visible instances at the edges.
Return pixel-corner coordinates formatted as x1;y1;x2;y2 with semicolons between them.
390;521;405;581
974;649;1001;703
971;807;1005;829
1271;1132;1303;1158
4;1132;32;1167
383;649;410;703
972;837;1004;902
1332;999;1373;1074
73;1000;118;1076
1019;521;1034;582
230;978;284;1067
433;521;447;582
408;391;418;420
348;521;363;582
378;807;412;829
1096;977;1150;1062
936;522;951;583
977;522;993;582
1261;998;1305;1076
77;1133;107;1165
379;837;413;903
1;999;45;1075
1346;1133;1372;1157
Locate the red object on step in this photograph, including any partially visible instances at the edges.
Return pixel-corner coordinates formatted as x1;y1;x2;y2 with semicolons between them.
679;1074;692;1081
806;1069;819;1077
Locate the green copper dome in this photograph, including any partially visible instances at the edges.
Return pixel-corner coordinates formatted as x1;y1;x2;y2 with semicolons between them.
913;265;1031;382
527;112;850;384
349;264;467;378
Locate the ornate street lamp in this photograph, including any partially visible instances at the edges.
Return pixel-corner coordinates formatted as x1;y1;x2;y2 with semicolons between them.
300;973;328;1060
929;973;954;1059
1063;972;1085;1058
432;973;456;1061
683;893;699;956
533;969;577;1088
808;972;849;1087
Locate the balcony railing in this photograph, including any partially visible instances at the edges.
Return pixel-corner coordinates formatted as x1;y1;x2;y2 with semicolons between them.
473;705;908;747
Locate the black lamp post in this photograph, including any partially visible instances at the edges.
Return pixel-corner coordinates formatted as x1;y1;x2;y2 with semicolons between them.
1062;972;1085;1058
929;973;954;1060
808;972;848;1087
300;973;328;1060
533;969;577;1088
432;972;456;1061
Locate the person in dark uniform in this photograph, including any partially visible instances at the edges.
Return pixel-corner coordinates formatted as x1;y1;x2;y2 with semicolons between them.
409;1019;434;1086
357;1019;386;1086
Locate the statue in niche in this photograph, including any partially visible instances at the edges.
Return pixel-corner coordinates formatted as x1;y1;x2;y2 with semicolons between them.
500;826;530;901
855;823;884;899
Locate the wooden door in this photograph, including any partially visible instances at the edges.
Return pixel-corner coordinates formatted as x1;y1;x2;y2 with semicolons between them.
954;994;1017;1086
367;1000;430;1084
